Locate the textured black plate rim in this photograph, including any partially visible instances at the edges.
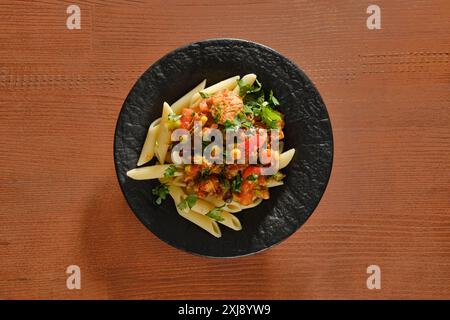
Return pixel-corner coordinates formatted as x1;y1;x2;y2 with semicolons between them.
113;38;334;258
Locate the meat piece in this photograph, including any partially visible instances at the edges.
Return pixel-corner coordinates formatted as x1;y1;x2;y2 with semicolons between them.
198;175;220;197
223;164;247;179
209;89;244;125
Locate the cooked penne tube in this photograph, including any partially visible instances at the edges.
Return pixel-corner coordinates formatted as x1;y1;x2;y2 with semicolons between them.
191;198;215;215
240;198;263;209
232;73;257;94
219;211;242;231
266;180;284;188
190;75;240;105
279;148;296;170
155;102;172;164
137;125;159;166
150;118;161;129
222;200;242;213
168;186;221;237
127;164;181;180
178;208;222;238
203;197;242;213
204;195;225;207
171;79;206;114
168;175;186;187
168;185;185;203
190;199;242;231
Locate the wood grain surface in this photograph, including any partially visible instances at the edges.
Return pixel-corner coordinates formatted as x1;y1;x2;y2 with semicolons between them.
0;0;449;299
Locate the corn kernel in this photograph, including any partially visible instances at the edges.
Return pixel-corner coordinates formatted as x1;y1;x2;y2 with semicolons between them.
231;148;241;160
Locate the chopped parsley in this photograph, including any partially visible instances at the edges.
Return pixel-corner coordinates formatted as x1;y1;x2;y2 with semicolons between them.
223;119;239;130
213;107;222;123
199;91;209;99
206;205;225;222
163;165;177;178
199;167;210;179
168;113;182;121
241;83;283;129
237;78;262;97
177;194;197;211
261;104;282;129
237;113;253;129
231;173;243;193
271;172;285;181
246;174;258;182
268;90;280;107
151;183;169;205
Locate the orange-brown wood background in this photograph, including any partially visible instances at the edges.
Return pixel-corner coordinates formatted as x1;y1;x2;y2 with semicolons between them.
0;0;449;299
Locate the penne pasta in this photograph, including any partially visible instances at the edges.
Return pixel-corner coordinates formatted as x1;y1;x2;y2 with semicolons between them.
169;186;221;237
190;75;240;105
171;79;206;114
155;102;173;164
222;200;242;213
232;73;257;95
203;197;242;213
150;117;161;129
217;211;242;231
178;208;222;238
137;125;159;166
240;198;263;209
168;185;185;203
190;198;242;231
266;180;284;188
204;195;225;207
127;164;181;180
279;148;296;170
191;198;215;215
168;175;186;187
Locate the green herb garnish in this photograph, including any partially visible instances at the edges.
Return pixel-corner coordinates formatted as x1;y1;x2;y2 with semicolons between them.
223;119;238;129
268;90;280;106
238;79;262;97
231;173;243;193
261;104;282;129
199;91;209;99
199;167;210;179
163;164;177;178
151;183;169;205
213;107;222;123
168;113;182;121
206;205;225;222
177;194;197;211
237;113;253;129
271;172;285;181
246;174;258;182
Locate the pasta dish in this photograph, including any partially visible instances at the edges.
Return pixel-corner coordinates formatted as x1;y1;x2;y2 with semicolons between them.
126;74;295;237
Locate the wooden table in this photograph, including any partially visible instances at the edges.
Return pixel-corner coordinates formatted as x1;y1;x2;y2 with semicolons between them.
1;0;449;299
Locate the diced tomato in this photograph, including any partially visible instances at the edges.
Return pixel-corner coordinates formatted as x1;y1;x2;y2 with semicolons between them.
182;108;194;117
258;175;266;186
245;133;266;159
238;188;254;206
242;166;261;180
238;166;261;205
184;164;201;182
198;176;219;196
199;100;210;113
180;108;194;129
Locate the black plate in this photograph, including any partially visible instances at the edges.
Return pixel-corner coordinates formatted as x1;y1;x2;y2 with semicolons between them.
114;39;333;257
